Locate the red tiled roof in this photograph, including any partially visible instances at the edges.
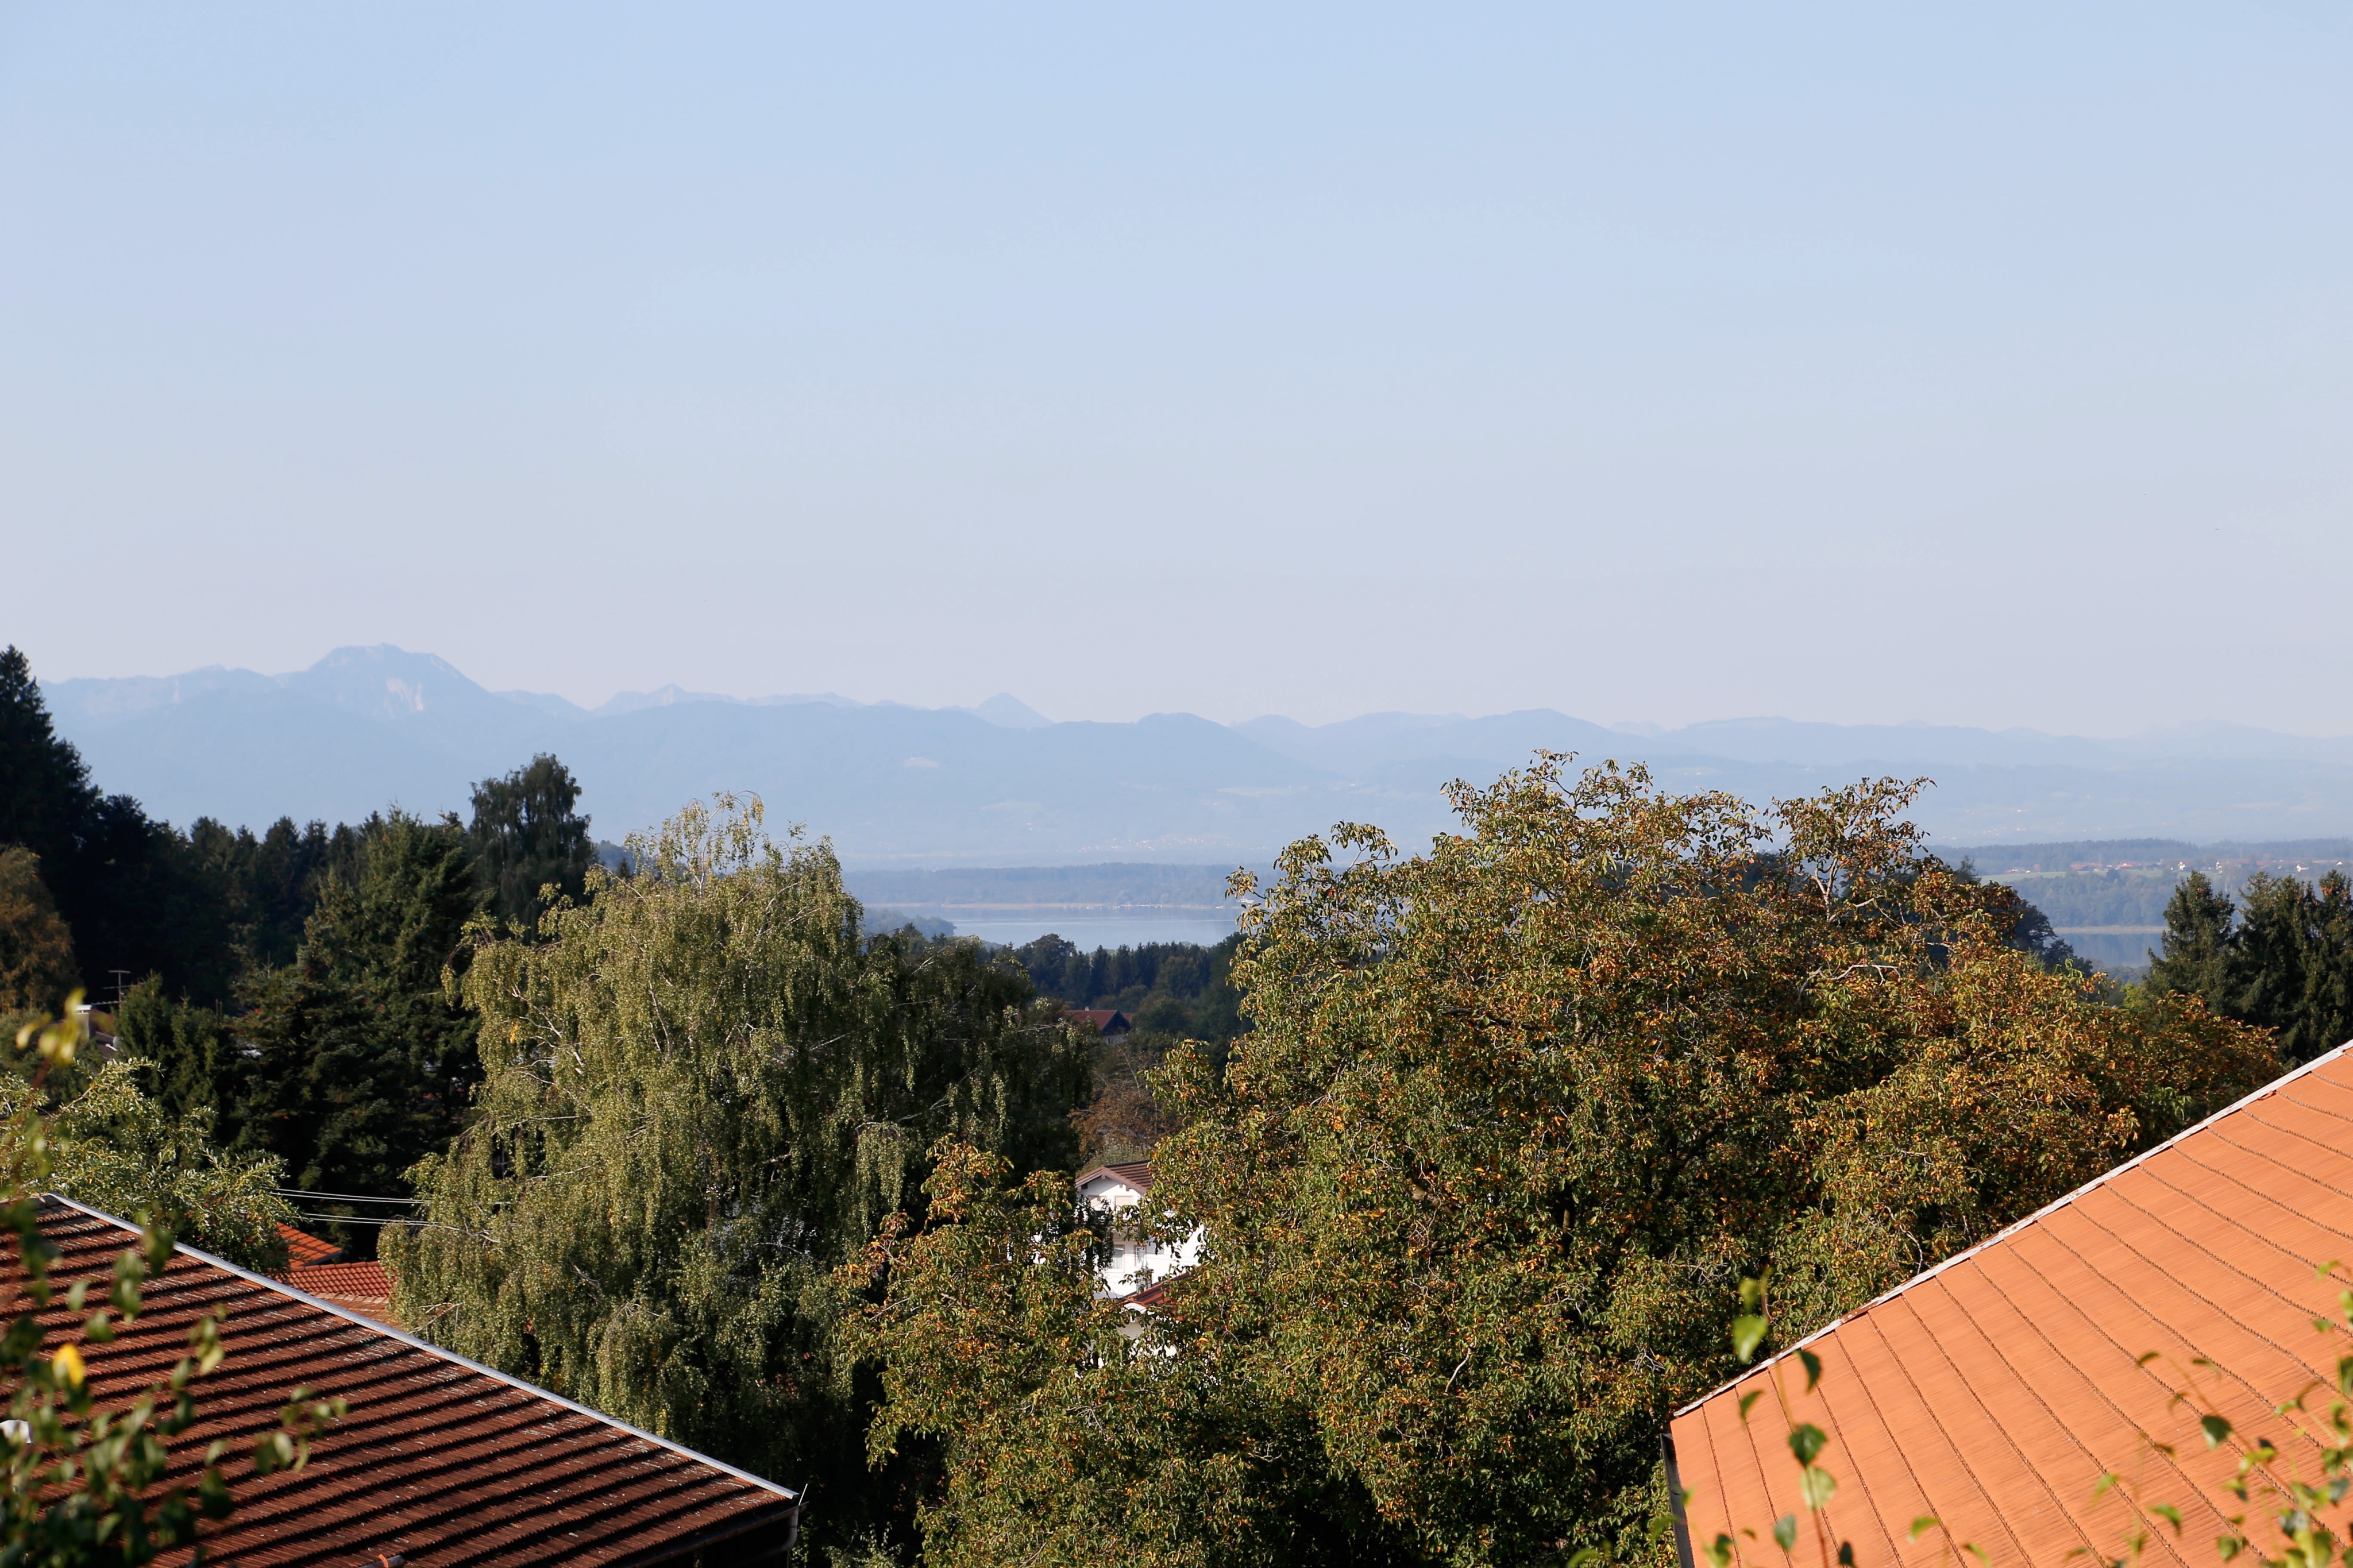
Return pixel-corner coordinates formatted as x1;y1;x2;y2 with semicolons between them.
276;1223;342;1268
1063;1009;1132;1034
286;1260;390;1300
1671;1045;2353;1566
25;1195;801;1566
1078;1160;1155;1195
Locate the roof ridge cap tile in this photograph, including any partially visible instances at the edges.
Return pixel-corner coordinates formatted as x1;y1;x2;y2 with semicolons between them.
1673;1038;2353;1419
36;1191;797;1504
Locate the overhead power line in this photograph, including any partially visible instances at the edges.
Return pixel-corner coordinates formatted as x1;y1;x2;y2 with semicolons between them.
271;1189;421;1204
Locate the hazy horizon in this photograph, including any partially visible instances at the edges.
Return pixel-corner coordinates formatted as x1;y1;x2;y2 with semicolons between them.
9;5;2353;733
44;640;2353;744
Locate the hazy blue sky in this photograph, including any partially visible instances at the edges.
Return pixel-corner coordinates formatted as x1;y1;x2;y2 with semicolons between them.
6;3;2350;731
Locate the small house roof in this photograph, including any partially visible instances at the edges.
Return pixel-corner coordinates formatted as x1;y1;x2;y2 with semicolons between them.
1063;1009;1132;1035
1670;1042;2353;1566
275;1223;342;1269
284;1260;390;1301
1077;1160;1155;1196
25;1194;800;1566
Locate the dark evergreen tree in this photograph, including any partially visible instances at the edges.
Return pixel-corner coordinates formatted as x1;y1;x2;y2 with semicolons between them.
0;646;248;1003
2224;872;2312;1053
2147;870;2236;1002
113;980;245;1127
123;810;485;1256
0;646;97;875
2306;871;2353;1062
466;754;593;933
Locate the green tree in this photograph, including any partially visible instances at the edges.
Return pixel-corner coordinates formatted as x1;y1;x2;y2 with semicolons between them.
2148;869;2353;1065
0;646;248;1005
0;648;97;885
2146;869;2235;1001
122;810;483;1254
234;811;481;1236
838;1144;1417;1568
0;848;77;1017
466;754;593;933
1;1059;296;1273
856;760;2279;1566
384;795;1092;1554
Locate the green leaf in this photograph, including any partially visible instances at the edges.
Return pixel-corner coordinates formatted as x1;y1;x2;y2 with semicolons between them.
1837;1546;1854;1567
2201;1413;2234;1449
1566;1550;1599;1567
1799;1347;1823;1393
2149;1503;2182;1535
1739;1276;1766;1312
1788;1423;1827;1465
1910;1516;1942;1541
1773;1513;1798;1551
1704;1534;1734;1568
1733;1314;1768;1364
1961;1544;1989;1564
1800;1464;1838;1510
1739;1390;1764;1420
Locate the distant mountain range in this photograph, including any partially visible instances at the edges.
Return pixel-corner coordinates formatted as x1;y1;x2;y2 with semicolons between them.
43;646;2353;866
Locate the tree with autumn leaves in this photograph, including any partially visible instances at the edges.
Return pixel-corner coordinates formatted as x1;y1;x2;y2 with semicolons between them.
841;759;2279;1566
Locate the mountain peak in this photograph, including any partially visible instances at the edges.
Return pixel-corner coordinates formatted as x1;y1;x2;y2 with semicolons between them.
971;694;1052;730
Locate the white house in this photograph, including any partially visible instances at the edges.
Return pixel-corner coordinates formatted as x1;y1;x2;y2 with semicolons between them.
1076;1160;1198;1302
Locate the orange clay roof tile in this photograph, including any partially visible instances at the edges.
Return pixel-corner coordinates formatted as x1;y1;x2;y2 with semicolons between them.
275;1224;341;1269
1670;1044;2353;1566
21;1196;800;1566
284;1260;390;1301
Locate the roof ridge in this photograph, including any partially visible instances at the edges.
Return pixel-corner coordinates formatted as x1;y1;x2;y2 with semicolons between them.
1673;1038;2353;1419
38;1192;797;1504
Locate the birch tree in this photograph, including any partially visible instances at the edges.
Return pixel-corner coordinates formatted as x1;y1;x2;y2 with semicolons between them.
386;794;1090;1539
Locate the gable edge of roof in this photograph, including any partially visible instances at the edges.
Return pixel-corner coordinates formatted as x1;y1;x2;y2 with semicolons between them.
1672;1036;2353;1420
38;1191;799;1504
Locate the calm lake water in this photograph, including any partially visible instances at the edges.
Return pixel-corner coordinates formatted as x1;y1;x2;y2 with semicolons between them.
2055;929;2162;973
927;908;1240;949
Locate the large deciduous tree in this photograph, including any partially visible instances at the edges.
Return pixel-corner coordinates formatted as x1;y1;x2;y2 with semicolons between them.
384;795;1092;1548
850;760;2278;1566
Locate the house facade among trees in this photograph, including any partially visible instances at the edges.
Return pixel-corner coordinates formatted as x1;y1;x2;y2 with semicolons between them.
1077;1160;1197;1301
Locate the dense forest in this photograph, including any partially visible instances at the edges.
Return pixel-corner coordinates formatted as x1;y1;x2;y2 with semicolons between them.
2;641;2337;1565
